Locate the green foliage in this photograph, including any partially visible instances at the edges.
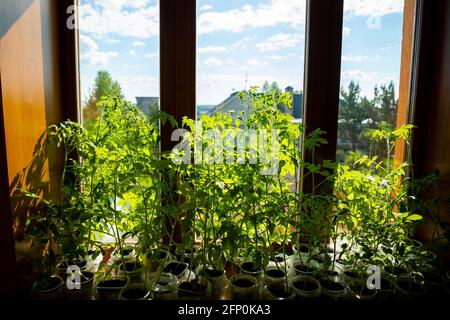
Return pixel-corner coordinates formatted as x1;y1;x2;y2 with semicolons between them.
20;88;443;286
83;71;124;130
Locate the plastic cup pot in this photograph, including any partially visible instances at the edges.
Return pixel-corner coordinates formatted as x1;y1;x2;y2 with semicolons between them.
292;260;319;277
263;266;288;290
200;267;227;300
394;278;426;299
162;261;190;282
119;283;153;300
63;270;95;300
94;276;129;300
290;275;321;299
31;275;65;300
263;283;295;300
178;277;212;300
118;261;144;283
149;272;179;300
347;280;377;301
319;277;348;300
228;274;259;300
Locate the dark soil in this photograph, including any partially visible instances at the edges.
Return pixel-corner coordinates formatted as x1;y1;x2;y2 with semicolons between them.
299;245;309;253
241;262;263;274
98;279;127;289
121;287;149;300
179;282;208;297
266;269;285;278
320;279;345;292
312;255;324;264
205;268;223;278
326;270;340;277
295;264;315;274
232;278;255;288
163;262;187;277
120;262;142;272
267;286;291;298
37;277;62;291
293;280;318;292
147;250;168;260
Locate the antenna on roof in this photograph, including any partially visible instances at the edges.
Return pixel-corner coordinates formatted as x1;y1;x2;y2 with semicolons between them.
245;71;248;91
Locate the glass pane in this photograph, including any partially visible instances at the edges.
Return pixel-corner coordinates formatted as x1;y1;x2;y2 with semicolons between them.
196;0;306;120
337;0;405;163
78;0;160;244
79;0;160;131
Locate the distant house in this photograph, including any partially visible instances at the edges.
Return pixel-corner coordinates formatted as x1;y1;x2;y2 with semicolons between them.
209;87;303;120
136;97;159;116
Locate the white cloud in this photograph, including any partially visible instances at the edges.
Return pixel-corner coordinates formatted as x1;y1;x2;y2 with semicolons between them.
203;57;224;67
199;4;213;12
105;39;123;44
79;35;118;67
129;50;137;56
198;0;307;34
233;37;251;48
343;26;351;36
79;0;159;39
341;70;399;99
256;33;301;52
117;75;159;101
342;55;368;62
133;41;146;47
247;59;260;66
345;0;404;17
198;46;227;54
144;52;158;58
269;55;287;61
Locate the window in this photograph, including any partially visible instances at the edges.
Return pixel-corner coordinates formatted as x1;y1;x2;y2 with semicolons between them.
337;0;405;164
196;0;307;120
78;0;160;130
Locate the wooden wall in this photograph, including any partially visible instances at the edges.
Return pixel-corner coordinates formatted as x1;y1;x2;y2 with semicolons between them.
412;0;450;243
0;0;77;298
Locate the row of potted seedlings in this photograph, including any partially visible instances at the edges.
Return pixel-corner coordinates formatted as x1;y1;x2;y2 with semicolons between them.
34;239;450;301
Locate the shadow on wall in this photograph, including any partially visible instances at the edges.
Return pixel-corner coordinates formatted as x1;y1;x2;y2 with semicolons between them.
9;131;61;298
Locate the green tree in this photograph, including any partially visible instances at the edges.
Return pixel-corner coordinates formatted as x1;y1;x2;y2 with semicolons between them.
83;71;123;125
339;81;375;152
373;81;398;129
261;81;282;94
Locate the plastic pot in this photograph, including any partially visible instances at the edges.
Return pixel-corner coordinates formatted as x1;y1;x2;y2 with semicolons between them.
63;271;94;300
119;283;153;300
290;275;321;299
94;276;129;300
263;283;295;300
228;274;259;300
31;275;65;300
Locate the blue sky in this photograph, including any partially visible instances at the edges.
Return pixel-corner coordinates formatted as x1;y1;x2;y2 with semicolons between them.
79;0;404;106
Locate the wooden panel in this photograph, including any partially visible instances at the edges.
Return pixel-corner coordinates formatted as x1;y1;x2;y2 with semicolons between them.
412;0;450;243
0;0;78;297
160;0;196;245
302;0;344;194
160;0;196;152
0;73;17;299
394;0;416;167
